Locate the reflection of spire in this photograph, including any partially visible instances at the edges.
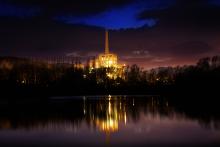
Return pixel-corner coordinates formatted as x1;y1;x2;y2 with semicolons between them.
96;98;118;133
93;97;128;135
105;30;109;54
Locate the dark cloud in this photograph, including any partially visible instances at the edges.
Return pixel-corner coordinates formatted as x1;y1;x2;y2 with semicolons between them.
138;0;220;28
0;0;134;17
0;3;40;18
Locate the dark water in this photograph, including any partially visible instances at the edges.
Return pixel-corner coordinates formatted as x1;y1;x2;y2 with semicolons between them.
0;95;219;147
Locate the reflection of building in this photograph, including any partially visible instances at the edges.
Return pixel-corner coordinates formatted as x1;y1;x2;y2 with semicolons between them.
85;96;127;133
95;96;126;133
89;30;126;79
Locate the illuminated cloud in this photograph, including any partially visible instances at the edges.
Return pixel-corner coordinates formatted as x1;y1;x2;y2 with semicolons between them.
56;6;154;29
121;50;172;64
122;50;152;59
66;51;99;57
54;0;175;29
151;57;172;63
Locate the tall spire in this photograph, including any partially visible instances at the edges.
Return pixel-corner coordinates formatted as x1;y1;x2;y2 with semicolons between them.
105;30;109;54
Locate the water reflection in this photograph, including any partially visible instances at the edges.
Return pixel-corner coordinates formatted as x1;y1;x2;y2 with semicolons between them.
0;95;219;146
92;96;124;133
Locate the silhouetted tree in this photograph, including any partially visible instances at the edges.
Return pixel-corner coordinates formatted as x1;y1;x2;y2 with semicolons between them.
197;57;211;70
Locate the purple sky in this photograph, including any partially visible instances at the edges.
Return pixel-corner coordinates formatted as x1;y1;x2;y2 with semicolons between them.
0;0;220;68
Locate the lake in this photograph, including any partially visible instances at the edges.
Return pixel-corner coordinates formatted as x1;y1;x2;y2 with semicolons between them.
0;95;219;147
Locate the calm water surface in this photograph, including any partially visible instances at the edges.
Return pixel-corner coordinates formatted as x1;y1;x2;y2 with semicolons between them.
0;95;219;147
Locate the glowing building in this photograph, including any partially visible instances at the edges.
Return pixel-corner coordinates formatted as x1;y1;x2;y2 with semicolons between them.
89;30;125;79
96;30;118;68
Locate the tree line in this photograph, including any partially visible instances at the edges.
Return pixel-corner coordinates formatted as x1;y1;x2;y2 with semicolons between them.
0;56;220;96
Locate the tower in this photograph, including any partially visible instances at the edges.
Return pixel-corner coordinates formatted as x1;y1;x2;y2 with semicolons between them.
89;29;125;79
105;30;109;54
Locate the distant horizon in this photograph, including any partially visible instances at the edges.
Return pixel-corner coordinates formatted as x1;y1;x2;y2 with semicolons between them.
0;53;203;70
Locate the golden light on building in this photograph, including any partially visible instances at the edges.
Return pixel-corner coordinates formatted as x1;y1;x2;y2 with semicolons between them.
94;30;118;68
89;30;126;79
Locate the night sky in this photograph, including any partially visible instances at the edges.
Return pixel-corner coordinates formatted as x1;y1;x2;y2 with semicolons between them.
1;0;220;69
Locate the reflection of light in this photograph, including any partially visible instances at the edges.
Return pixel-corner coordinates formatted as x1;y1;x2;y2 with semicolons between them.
124;112;127;125
0;120;11;129
108;95;111;100
96;118;118;133
83;96;86;115
108;101;111;114
94;96;127;133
